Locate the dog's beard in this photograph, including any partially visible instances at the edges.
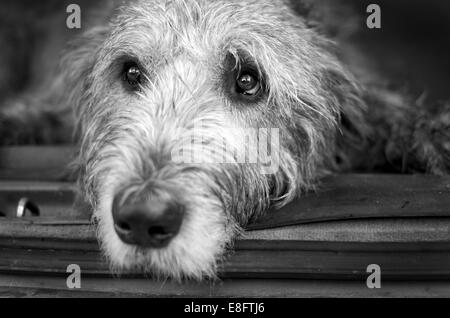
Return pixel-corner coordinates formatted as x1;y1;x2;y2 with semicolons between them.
79;128;299;280
81;127;273;280
91;164;242;280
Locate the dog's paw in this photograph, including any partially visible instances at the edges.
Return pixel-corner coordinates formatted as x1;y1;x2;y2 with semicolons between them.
413;101;450;174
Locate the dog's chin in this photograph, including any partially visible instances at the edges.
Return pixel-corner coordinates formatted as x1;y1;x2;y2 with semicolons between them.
93;192;238;281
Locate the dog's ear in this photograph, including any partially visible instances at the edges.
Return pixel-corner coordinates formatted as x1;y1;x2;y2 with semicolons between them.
288;0;361;40
61;26;110;120
319;63;371;171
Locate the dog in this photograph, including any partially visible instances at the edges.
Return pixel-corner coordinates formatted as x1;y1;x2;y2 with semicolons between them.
0;0;449;280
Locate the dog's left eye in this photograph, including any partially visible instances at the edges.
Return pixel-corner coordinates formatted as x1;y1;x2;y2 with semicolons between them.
236;72;261;96
122;62;142;89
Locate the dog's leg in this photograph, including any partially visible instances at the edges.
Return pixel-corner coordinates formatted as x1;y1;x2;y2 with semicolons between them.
339;86;450;174
0;0;114;146
0;86;73;145
367;88;450;175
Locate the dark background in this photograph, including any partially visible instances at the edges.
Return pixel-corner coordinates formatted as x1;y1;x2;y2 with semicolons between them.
347;0;450;100
295;0;450;101
0;0;449;103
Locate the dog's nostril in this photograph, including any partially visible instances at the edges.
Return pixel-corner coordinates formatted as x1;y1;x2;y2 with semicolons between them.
148;226;174;240
148;226;167;236
118;221;131;231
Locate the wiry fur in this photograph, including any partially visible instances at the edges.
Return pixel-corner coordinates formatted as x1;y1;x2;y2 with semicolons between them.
0;0;449;280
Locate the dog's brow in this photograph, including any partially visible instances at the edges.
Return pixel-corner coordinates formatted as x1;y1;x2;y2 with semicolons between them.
228;50;258;69
172;65;197;104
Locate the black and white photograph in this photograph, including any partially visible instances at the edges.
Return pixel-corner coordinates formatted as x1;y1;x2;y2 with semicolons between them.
0;0;449;301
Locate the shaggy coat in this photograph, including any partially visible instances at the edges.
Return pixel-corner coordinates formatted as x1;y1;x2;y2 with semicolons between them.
0;0;449;279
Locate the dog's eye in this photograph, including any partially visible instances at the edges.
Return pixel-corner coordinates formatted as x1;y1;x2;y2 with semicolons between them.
236;72;261;96
122;62;142;89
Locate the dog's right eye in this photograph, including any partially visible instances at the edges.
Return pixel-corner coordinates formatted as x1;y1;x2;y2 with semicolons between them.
236;72;261;96
122;62;142;90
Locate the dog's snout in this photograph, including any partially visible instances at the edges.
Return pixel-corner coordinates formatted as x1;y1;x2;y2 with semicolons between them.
112;192;184;248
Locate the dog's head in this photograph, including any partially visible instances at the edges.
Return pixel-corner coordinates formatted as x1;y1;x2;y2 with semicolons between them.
65;0;361;279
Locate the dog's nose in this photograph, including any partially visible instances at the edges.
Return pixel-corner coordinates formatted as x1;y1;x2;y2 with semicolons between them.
112;193;184;248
